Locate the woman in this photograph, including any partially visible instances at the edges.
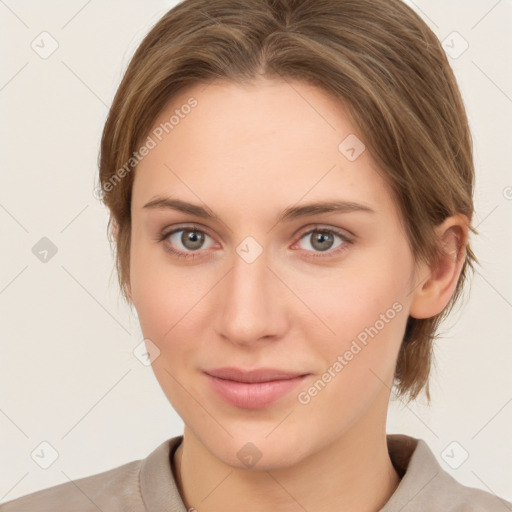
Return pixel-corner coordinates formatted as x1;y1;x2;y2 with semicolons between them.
2;0;510;510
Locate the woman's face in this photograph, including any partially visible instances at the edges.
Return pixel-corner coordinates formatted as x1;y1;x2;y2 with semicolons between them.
129;78;420;468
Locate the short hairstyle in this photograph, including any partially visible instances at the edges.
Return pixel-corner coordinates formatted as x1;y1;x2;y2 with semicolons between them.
98;0;478;403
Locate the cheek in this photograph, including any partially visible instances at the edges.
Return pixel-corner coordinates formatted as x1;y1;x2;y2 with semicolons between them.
130;236;177;338
130;246;203;413
129;239;213;363
296;273;409;433
315;290;408;398
314;259;410;343
307;245;413;382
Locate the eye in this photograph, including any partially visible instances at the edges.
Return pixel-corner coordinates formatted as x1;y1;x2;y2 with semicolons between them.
157;223;353;261
292;226;352;258
157;224;216;260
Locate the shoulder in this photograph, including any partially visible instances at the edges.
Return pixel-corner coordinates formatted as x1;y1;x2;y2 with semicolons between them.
415;468;512;512
0;458;143;512
0;437;184;512
427;465;512;511
384;434;512;511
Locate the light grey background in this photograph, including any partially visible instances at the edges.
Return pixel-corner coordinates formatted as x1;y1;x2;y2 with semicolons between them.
1;0;511;504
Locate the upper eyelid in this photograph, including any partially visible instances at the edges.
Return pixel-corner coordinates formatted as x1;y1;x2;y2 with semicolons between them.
162;223;216;241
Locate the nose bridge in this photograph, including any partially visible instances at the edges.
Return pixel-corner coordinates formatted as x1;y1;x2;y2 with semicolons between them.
216;241;284;344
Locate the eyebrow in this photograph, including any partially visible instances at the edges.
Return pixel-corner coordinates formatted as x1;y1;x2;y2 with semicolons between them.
142;196;376;223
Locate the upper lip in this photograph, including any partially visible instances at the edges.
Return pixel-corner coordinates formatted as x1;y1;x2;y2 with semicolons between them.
204;367;309;383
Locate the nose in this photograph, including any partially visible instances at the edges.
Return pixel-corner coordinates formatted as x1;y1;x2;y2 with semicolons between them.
214;246;289;347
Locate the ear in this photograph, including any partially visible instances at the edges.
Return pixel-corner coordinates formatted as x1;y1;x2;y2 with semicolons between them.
409;214;469;319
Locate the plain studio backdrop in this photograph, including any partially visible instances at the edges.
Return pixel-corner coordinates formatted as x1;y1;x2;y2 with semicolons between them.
0;0;511;504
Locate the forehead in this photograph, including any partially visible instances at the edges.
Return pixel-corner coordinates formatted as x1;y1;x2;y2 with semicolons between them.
132;78;399;224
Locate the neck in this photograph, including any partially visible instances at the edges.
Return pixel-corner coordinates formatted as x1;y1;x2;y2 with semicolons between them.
173;409;401;512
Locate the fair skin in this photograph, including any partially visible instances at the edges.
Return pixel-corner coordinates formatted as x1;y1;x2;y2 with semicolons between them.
126;77;468;512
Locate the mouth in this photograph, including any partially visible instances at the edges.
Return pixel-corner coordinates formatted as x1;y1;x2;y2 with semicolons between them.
203;367;311;409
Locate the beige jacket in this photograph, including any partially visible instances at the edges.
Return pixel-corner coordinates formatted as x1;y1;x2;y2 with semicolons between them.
1;434;510;511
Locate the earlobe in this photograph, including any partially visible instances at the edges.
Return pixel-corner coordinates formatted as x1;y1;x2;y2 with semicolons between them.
409;215;468;319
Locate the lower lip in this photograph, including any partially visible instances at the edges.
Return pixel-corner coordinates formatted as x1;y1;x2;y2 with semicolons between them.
205;373;309;409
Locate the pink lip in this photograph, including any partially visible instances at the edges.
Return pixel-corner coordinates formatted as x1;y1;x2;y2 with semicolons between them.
203;367;310;409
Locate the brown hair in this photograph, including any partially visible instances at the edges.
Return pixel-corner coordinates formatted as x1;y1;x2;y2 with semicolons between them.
98;0;478;403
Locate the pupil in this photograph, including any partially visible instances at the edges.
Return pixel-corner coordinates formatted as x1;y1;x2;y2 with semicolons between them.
183;230;203;250
314;231;332;251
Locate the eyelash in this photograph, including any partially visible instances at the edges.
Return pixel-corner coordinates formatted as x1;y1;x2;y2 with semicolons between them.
156;223;353;261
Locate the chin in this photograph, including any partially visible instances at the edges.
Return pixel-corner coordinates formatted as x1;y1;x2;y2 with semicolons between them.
206;431;311;471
